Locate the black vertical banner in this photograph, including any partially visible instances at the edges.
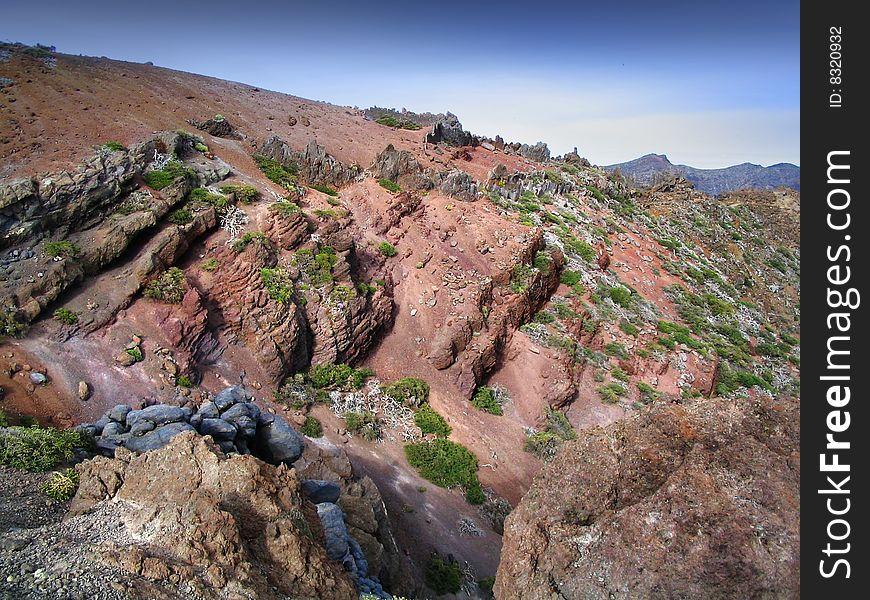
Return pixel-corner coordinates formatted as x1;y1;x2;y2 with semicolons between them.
802;1;867;597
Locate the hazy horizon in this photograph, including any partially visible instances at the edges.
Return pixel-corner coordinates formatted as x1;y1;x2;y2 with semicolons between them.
1;0;800;169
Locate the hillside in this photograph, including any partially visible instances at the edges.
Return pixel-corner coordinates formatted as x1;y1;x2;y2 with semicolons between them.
1;43;800;599
605;153;800;195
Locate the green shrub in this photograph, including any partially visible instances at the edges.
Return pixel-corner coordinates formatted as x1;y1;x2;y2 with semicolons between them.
101;141;126;152
598;382;627;403
715;362;773;395
176;375;192;388
544;408;576;441
510;263;534;294
479;576;496;593
383;378;430;407
312;183;339;196
300;416;323;438
637;382;661;404
378;241;398;257
0;427;86;471
53;308;78;325
425;556;461;595
200;258;219;272
219;184;260;204
357;282;377;296
167;207;193;225
144;267;186;303
344;411;380;440
143;160;192;190
194;142;208;153
375;115;422;130
44;240;80;258
260;268;295;304
414;404;451;437
253;153;298;188
603;342;629;359
232;231;269;253
560;269;582;286
619;319;639;336
307;364;374;390
0;410;8;427
41;468;80;501
378;178;401;193
126;347;144;362
607;285;633;307
270;200;301;217
523;431;562;460
405;439;481;504
471;387;503;415
188;187;231;213
533;251;551;270
292;246;338;285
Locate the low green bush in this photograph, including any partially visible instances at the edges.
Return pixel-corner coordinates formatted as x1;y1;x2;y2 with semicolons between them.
253;153;298;188
378;241;398;257
219;184;260;204
176;375;192;388
143;160;192;190
260;267;295;304
300;416;323;438
126;347;144;362
405;438;482;505
232;231;269;253
425;556;461;595
144;267;187;303
307;364;374;390
414;404;451;437
598;382;627;403
471;387;503;415
200;258;219;272
0;427;86;471
53;308;78;325
41;468;80;501
375;115;422;130
378;178;401;193
383;377;430;407
44;240;80;258
101;141;126;152
311;183;339;196
167;207;193;225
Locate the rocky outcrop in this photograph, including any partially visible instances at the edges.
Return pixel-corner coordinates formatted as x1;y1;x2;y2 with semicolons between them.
188;115;240;139
496;396;800;599
518;141;550;163
439;169;480;202
296;439;416;597
425;113;477;147
370;144;434;191
69;432;357;600
259;136;360;188
78;386;306;463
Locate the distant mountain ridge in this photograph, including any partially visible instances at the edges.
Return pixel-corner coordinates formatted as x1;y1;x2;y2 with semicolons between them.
604;153;800;195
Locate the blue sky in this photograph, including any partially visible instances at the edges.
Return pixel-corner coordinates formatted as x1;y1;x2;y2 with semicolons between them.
1;0;799;168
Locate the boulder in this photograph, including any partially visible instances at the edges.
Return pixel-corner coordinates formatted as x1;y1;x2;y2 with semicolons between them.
198;418;237;442
124;422;196;453
250;413;305;465
213;385;250;412
126;404;191;428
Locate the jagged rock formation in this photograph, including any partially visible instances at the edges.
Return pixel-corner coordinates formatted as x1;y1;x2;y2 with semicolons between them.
425;113;476;147
370;144;434;191
259;136;361;188
517;142;551;163
440;169;480;202
67;432;358;599
496;396;800;599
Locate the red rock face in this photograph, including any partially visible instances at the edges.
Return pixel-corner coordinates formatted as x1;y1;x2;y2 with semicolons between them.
496;396;800;600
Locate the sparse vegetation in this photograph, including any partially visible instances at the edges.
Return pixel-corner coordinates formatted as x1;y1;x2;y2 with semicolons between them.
53;308;78;325
167;207;193;225
101;141;126;152
378;178;401;193
44;241;80;258
200;258;219;272
176;375;193;388
270;199;301;217
598;382;628;403
188;187;230;213
232;231;269;253
523;408;576;460
144;267;187;303
126;347;144;362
